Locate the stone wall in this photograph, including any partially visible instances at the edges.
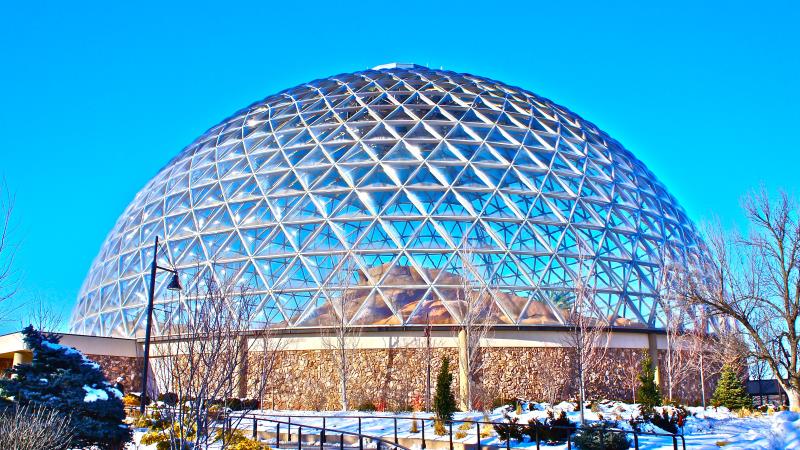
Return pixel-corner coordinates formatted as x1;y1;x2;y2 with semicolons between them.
87;354;142;393
249;346;720;410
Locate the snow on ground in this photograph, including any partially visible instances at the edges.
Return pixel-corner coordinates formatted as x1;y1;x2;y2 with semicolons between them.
125;402;800;449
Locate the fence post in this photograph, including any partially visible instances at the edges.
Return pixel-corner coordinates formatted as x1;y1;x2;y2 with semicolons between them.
449;421;454;450
277;423;281;448
567;431;572;450
421;419;427;450
288;417;292;444
253;418;258;439
476;422;481;449
394;418;398;445
672;435;678;450
298;427;302;450
633;430;639;450
535;425;540;450
599;429;604;448
322;417;327;445
359;417;363;450
340;433;344;450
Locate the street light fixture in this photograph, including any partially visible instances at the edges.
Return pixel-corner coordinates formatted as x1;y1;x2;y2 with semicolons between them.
139;236;181;414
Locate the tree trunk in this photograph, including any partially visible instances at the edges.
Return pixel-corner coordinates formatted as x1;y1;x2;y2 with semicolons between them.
340;345;348;411
787;387;800;412
458;329;469;411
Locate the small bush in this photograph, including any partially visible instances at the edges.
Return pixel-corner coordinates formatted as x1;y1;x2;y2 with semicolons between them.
458;421;472;431
410;415;419;434
134;416;154;428
241;398;261;410
394;403;413;413
208;404;225;420
215;429;242;443
0;404;74;450
648;407;687;434
434;419;447;436
542;411;575;442
515;402;523;414
123;394;140;407
225;398;244;411
573;423;630;450
158;392;179;406
230;438;271;450
455;430;467;439
357;400;377;411
141;430;168;445
493;414;523;442
157;438;194;450
491;397;515;410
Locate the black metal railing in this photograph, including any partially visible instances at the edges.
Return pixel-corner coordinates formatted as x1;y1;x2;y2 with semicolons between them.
128;406;686;450
127;406;410;450
237;411;687;450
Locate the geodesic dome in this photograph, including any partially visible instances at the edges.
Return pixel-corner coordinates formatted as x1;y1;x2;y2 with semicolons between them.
70;63;703;337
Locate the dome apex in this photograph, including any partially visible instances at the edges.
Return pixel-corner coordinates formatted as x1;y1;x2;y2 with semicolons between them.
371;62;425;70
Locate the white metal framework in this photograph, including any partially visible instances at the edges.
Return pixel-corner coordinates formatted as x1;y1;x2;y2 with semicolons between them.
70;64;703;337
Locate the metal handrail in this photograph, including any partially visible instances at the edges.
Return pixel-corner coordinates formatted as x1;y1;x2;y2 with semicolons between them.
226;412;411;450
128;406;410;450
129;406;686;450
245;411;687;450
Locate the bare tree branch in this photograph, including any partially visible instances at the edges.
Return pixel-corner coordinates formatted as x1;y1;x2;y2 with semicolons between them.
150;264;282;449
0;180;19;322
676;188;800;409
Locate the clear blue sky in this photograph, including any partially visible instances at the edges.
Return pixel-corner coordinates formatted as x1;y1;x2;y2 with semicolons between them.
0;1;797;332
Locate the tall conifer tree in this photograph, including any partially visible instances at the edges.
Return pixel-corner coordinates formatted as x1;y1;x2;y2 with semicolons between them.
0;326;131;449
711;364;752;410
433;356;458;421
636;352;662;417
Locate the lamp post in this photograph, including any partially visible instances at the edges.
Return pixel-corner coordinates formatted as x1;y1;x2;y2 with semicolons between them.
139;235;182;415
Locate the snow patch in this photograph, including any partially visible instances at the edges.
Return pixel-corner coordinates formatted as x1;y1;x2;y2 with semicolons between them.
42;340;101;369
83;385;109;403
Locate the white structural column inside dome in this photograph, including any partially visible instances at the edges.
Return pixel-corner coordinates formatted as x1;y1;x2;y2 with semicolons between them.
69;66;704;338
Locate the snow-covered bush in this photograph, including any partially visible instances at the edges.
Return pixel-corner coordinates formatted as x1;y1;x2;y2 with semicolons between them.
649;406;688;434
572;423;630;450
493;413;523;441
540;410;575;442
0;326;130;449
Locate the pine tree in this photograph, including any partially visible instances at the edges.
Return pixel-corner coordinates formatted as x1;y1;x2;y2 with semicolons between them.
711;364;752;410
0;326;131;449
433;356;458;422
636;352;662;417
